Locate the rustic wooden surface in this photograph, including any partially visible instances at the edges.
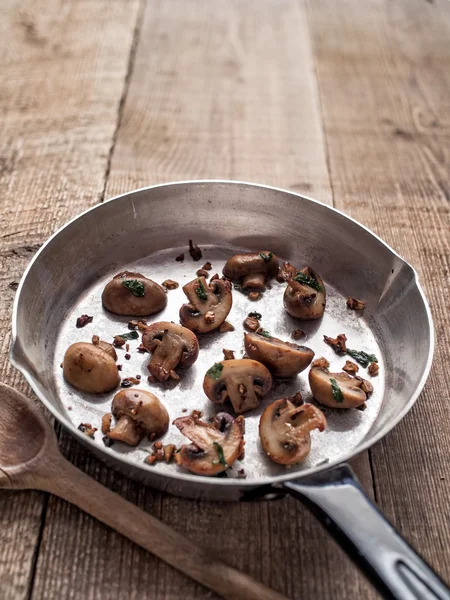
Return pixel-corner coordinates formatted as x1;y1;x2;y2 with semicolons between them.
0;0;448;598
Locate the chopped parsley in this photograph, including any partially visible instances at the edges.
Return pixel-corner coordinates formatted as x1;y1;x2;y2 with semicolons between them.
115;330;139;341
248;311;262;319
259;252;273;262
195;278;208;301
257;329;271;338
121;279;145;297
206;363;224;380
346;349;378;368
330;378;344;403
294;272;323;293
213;442;227;467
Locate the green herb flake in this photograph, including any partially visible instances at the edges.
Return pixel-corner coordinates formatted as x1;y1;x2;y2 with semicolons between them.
294;272;323;293
213;442;228;467
259;252;273;262
206;363;224;380
346;349;378;368
330;378;344;403
248;311;262;319
257;329;271;338
115;330;139;341
121;279;145;297
195;278;208;301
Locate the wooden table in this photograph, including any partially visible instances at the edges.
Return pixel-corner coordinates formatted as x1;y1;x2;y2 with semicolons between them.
1;1;449;598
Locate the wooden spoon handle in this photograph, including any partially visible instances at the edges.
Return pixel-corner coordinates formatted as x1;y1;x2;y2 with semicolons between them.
39;454;288;600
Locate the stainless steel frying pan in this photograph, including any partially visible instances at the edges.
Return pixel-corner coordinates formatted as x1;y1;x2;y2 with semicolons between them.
10;181;449;599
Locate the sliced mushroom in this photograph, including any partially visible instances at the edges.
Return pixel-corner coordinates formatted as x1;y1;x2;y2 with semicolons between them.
203;359;272;414
173;412;244;476
223;251;279;291
259;399;326;465
309;367;369;409
63;342;119;393
142;321;199;382
244;332;314;378
284;266;326;320
102;271;167;316
107;389;169;446
179;276;232;333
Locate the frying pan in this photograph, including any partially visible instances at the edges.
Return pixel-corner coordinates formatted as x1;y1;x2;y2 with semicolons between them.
10;181;449;599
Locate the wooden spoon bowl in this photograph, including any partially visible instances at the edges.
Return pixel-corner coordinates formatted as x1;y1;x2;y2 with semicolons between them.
0;382;287;600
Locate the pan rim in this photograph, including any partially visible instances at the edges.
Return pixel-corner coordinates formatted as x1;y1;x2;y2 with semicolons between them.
10;179;435;488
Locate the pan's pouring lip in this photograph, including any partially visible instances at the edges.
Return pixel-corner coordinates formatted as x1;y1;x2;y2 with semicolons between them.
9;179;435;488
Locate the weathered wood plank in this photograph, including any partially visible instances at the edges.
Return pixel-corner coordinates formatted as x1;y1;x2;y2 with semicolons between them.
0;0;141;598
31;1;377;599
307;0;450;583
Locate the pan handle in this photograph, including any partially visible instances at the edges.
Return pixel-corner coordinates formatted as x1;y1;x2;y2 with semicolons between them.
283;464;450;600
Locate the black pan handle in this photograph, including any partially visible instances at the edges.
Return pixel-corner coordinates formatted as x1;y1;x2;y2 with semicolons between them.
283;464;450;600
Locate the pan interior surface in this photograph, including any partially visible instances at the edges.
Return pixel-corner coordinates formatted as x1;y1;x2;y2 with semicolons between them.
11;182;432;496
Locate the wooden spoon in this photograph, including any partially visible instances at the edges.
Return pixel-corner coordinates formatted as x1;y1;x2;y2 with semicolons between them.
0;382;287;600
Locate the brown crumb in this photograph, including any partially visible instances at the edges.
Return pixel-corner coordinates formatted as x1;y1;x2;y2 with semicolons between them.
92;334;100;345
121;378;132;387
182;408;188;413
323;333;347;354
356;376;374;395
223;348;235;360
347;297;365;311
113;335;126;348
145;454;157;465
125;353;131;360
78;423;97;438
343;360;359;374
188;239;202;261
162;279;179;290
128;319;139;329
128;376;140;385
154;448;165;461
219;321;235;333
153;441;163;450
312;357;330;369
175;253;185;262
248;291;261;301
117;364;122;371
196;269;209;278
101;413;112;434
68;406;72;411
289;391;304;406
76;314;93;328
137;320;148;331
243;316;260;332
136;374;141;380
137;343;149;353
191;409;203;419
277;262;297;283
147;375;157;384
204;311;215;324
237;469;247;479
368;362;379;376
163;444;176;463
125;343;130;352
202;262;212;271
291;329;305;340
210;273;219;282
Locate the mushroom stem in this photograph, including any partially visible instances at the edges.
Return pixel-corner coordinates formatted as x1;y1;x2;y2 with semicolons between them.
148;331;185;382
108;414;143;446
242;273;266;290
226;374;260;413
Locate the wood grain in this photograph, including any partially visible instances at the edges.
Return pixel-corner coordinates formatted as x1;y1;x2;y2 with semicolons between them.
0;0;140;598
307;0;450;582
31;1;376;599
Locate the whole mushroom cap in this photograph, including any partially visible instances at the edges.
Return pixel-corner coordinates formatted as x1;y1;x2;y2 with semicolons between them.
63;342;119;394
102;271;167;317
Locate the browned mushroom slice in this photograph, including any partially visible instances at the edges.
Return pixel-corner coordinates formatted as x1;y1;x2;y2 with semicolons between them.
173;413;244;476
179;276;232;333
259;399;326;465
142;321;199;382
244;332;314;378
284;267;326;320
203;359;272;414
308;367;369;409
102;271;167;317
63;342;120;394
107;389;169;446
223;251;279;291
